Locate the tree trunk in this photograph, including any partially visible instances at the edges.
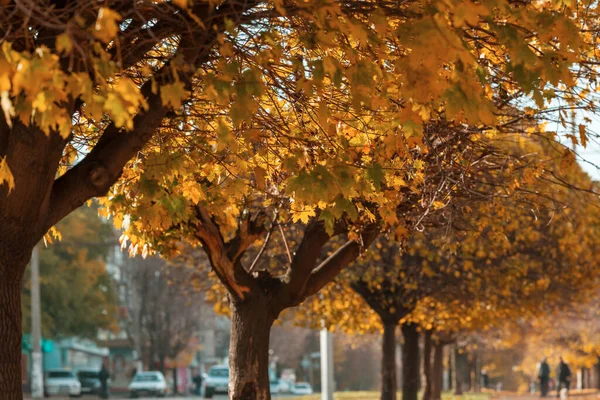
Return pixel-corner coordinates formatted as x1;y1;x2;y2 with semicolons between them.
452;343;461;395
423;331;433;400
402;323;420;400
453;344;468;395
447;348;452;391
173;367;178;394
473;352;481;392
158;355;166;375
595;357;600;389
381;321;398;400
0;254;29;400
229;295;274;400
432;343;444;400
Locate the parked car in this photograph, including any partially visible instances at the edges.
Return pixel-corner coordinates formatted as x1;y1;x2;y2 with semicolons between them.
204;365;229;398
44;369;82;398
291;382;313;395
77;369;101;395
128;371;167;398
269;378;280;395
278;379;293;393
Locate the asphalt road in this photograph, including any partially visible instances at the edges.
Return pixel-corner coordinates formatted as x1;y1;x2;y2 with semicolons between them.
33;394;301;400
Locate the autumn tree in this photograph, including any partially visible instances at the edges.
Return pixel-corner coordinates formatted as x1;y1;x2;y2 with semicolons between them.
298;143;600;400
3;0;600;399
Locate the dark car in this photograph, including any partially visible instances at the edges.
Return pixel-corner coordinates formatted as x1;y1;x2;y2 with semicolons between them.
77;369;101;395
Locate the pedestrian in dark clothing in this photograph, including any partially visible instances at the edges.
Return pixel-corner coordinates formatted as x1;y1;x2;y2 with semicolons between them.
481;370;489;389
99;364;110;399
556;357;571;398
192;372;203;396
538;358;551;397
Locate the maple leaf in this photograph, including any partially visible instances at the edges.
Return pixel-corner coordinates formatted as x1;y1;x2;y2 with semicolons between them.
0;156;14;193
291;205;316;224
160;81;189;109
94;8;122;44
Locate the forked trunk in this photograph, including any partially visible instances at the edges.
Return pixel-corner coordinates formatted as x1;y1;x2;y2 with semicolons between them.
229;295;274;400
0;255;29;400
432;343;444;400
381;321;398;400
423;331;433;400
401;323;420;400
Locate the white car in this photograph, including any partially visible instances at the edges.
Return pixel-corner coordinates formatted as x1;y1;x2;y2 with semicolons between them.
204;365;229;398
291;382;314;395
270;379;280;395
128;371;167;398
44;369;82;398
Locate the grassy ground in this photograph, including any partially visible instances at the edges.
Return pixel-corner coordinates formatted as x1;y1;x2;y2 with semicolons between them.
293;392;491;400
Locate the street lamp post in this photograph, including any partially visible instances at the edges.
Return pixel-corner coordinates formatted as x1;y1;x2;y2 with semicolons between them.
31;244;44;398
320;328;334;400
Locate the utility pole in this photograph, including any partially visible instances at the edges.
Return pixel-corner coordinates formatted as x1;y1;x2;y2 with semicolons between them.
31;244;44;398
320;328;334;400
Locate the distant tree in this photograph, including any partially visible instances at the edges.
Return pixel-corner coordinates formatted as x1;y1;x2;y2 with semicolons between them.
123;256;203;385
21;205;118;339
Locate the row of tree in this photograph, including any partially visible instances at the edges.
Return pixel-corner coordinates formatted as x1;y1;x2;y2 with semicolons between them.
3;0;600;399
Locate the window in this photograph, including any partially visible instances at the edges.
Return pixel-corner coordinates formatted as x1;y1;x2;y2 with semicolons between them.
209;368;229;378
77;371;99;379
48;371;75;379
134;374;160;382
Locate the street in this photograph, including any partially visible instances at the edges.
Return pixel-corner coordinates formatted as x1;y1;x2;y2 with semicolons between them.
28;394;303;400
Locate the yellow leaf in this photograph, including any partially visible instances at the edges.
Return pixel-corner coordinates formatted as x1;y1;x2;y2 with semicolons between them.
172;0;188;8
55;33;72;54
1;91;14;127
0;59;11;92
432;200;445;210
160;81;189;109
579;124;588;148
291;205;316;224
94;8;122;44
254;166;266;190
0;156;15;193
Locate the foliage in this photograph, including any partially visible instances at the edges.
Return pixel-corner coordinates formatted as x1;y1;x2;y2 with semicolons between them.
295;137;600;340
21;205;118;339
91;0;600;313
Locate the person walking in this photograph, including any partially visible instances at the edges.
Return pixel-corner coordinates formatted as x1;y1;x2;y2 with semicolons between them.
99;363;110;399
556;357;572;398
192;370;204;396
538;357;551;397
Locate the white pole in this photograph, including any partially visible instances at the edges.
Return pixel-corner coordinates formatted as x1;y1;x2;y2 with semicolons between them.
31;244;44;398
320;328;334;400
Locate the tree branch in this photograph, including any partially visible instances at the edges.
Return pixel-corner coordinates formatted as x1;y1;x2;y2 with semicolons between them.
46;81;168;229
281;218;331;298
299;224;380;302
193;205;256;302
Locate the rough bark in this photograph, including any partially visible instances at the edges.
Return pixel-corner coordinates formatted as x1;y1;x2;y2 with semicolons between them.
432;343;444;400
0;252;30;400
229;294;275;400
381;322;398;400
423;331;433;400
401;323;420;400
